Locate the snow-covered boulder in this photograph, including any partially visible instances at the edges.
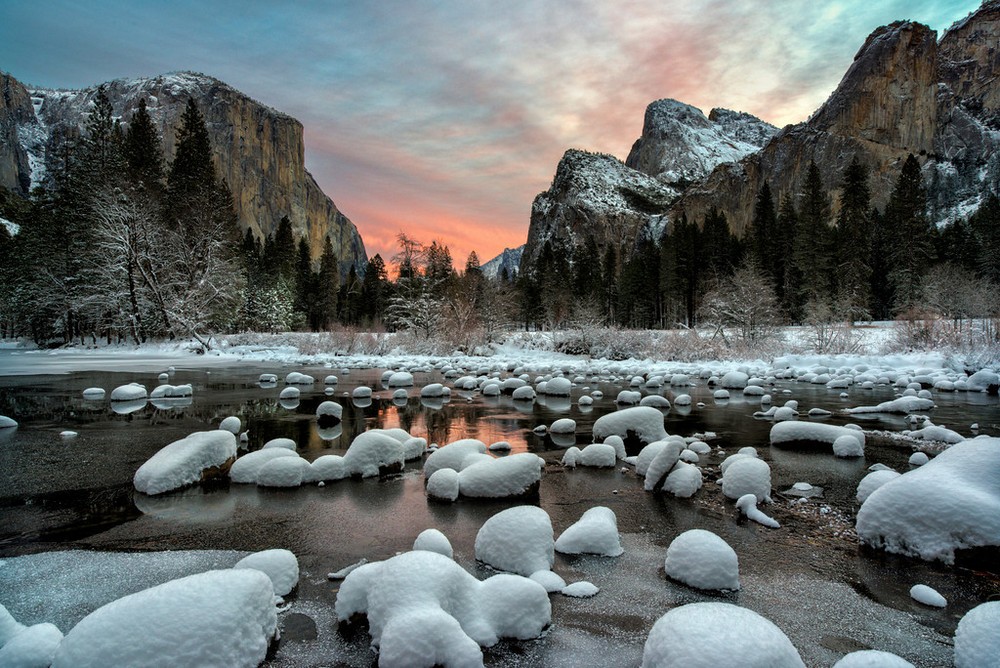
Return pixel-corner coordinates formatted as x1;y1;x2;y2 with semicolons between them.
423;439;488;478
387;371;414;387
905;424;964;445
420;383;446;398
663;461;703;498
256;455;309;487
856;438;1000;563
832;650;914;667
278;387;300;400
643;439;684;492
110;383;147;402
965;369;999;393
50;569;278;668
426;468;460;502
549;418;576;434
262;437;297;450
150;384;193;399
285;372;315;384
846;397;934;414
0;416;17;429
562;581;599;597
344;431;406;478
229;449;298;483
511;385;536;401
458;453;543;499
529;569;566;593
335;551;550;667
593;406;667;444
856;470;900;503
308;454;348;482
664;529;739;591
909;584;946;608
554;507;623;557
544;376;572;396
770;421;865;454
82;387;106;400
134;431;237;495
954;601;1000;668
0;605;62;668
640;394;671;408
736;494;780;528
719;371;749;389
642;602;803;667
413;529;453;558
475;506;554;576
576;443;617;468
315;401;343;423
721;457;772;503
833;434;864;458
402;437;427;461
234;549;299;597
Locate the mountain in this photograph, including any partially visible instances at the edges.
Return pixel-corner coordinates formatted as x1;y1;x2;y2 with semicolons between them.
625;99;776;189
0;71;366;274
521;2;1000;272
520;149;680;270
481;245;524;280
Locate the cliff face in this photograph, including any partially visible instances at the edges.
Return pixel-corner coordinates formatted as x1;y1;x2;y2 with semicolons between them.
0;72;35;195
939;1;1000;123
0;71;366;273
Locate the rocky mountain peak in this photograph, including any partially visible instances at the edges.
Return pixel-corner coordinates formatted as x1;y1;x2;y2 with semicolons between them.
626;98;776;189
939;1;1000;124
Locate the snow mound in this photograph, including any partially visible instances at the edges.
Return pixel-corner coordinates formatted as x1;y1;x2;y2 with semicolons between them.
549;418;576;434
555;507;624;557
721;457;772;502
458;453;543;499
856;470;900;503
51;569;277;668
593;406;667;444
0;621;62;668
0;416;18;429
426;468;460;502
905;424;964;445
230;449;299;484
335;551;549;666
909;584;946;608
832;650;914;667
561;581;599;598
234;549;299;596
846;397;934;414
256;455;309;487
344;430;406;478
307;454;348;482
833;434;864;458
262;437;297;450
475;506;554;576
856;438;1000;563
955;601;1000;668
110;383;147;401
663;461;703;498
664;529;739;591
643;439;684;491
529;570;566;593
567;443;616;468
133;431;237;495
642;602;803;667
413;529;453;558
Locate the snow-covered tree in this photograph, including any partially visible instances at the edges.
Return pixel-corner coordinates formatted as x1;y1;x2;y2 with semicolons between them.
699;258;780;345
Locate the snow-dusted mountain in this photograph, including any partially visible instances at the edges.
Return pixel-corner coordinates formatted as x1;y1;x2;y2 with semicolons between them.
481;245;523;280
0;70;366;273
625;100;776;188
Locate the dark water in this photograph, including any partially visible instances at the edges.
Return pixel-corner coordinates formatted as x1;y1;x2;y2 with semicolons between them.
1;361;999;666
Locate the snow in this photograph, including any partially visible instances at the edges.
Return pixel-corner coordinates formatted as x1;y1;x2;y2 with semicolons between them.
0;621;62;668
426;468;461;502
344;430;406;478
307;454;348;482
663;461;703;497
643;439;683;491
81;388;105;400
833;434;864;458
832;650;915;667
262;437;297;450
543;377;572;396
386;371;414;387
549;417;576;434
642;602;804;667
315;400;343;422
554;506;624;557
736;494;781;528
719;370;749;389
908;584;946;608
50;569;277;668
561;581;599;598
529;569;566;593
278;386;299;400
905;424;964;445
413;529;453;558
284;371;315;384
149;383;193;399
458;453;543;499
334;550;549;666
233;549;299;597
770;421;865;454
229;449;298;483
420;382;446;397
721;457;772;502
592;406;667;444
475;506;554;576
954;601;1000;668
133;430;237;495
664;529;740;591
846;397;935;414
0;416;17;429
856;438;1000;563
908;452;929;466
570;443;616;468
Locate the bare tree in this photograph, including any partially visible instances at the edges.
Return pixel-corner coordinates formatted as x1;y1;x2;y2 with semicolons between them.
699;259;781;345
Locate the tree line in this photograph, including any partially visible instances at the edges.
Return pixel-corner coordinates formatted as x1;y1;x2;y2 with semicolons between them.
515;155;1000;333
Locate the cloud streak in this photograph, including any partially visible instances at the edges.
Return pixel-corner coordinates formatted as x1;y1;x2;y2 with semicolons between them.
0;0;980;266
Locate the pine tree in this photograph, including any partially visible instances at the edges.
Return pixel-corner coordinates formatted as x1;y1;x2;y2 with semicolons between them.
886;154;931;312
672;213;700;326
124;98;164;189
750;182;778;279
359;253;387;325
792;162;833;309
294;237;316;329
970;193;1000;283
167;98;216;204
701;207;736;279
776;192;799;318
835;157;872;319
271;216;296;280
315;236;341;329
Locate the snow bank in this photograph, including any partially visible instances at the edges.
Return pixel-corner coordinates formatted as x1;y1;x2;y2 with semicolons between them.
475;506;554;576
664;529;739;591
133;431;237;495
554;507;623;557
954;601;1000;668
458;453;543;499
642;602;803;667
856;438;1000;563
335;551;549;666
51;569;277;668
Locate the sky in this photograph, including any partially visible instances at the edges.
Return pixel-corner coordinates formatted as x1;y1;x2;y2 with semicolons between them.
0;0;982;268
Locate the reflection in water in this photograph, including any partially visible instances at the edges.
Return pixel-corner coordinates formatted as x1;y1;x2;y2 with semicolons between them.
110;399;147;415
